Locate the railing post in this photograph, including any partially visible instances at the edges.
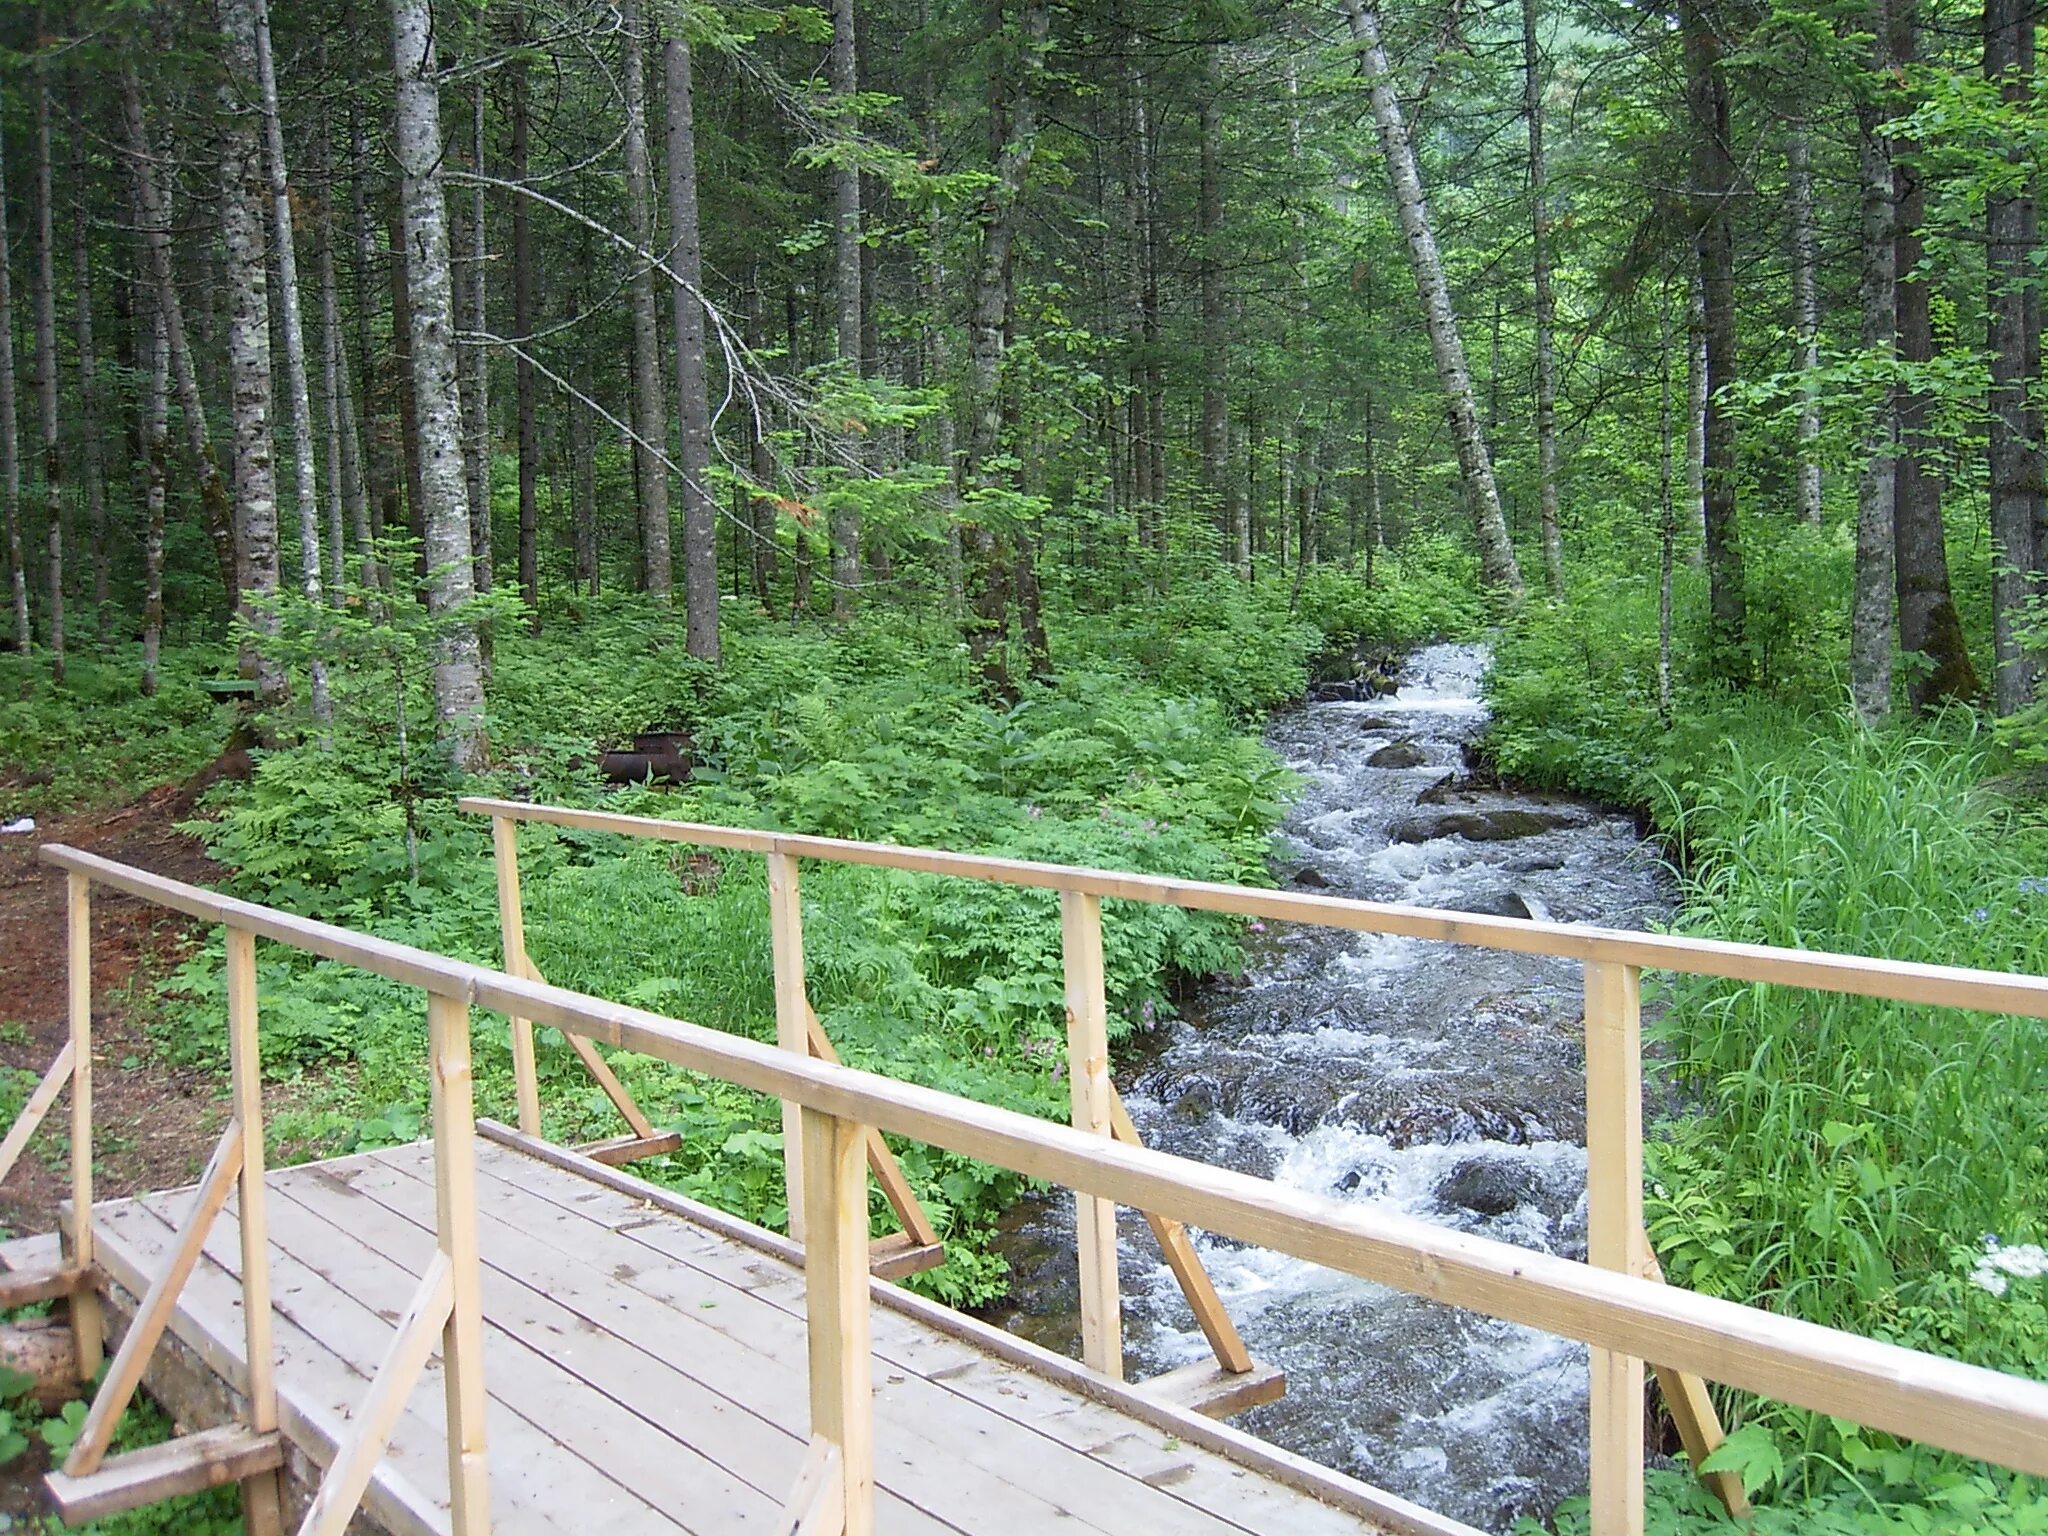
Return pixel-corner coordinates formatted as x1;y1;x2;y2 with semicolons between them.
1585;959;1645;1536
490;817;543;1136
225;928;282;1536
428;992;491;1536
1061;890;1122;1380
766;852;810;1243
800;1106;873;1536
66;870;102;1379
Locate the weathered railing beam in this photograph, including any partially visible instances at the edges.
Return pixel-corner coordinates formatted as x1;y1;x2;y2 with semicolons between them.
768;853;813;1242
489;816;544;1136
227;928;283;1536
1585;960;1645;1536
67;870;102;1379
428;992;492;1536
1061;890;1122;1380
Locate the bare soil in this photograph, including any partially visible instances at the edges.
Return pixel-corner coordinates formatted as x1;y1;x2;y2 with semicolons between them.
0;784;233;1239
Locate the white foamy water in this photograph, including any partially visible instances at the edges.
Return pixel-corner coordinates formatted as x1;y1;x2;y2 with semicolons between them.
988;644;1674;1532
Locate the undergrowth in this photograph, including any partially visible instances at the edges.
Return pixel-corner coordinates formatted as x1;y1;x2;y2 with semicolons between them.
1491;585;2048;1531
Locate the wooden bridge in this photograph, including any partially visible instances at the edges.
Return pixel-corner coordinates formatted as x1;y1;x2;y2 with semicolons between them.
1;799;2045;1536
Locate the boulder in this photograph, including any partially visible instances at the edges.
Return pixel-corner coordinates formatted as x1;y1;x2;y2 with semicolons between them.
1387;809;1564;843
1366;740;1429;769
1448;890;1534;920
1436;1157;1540;1218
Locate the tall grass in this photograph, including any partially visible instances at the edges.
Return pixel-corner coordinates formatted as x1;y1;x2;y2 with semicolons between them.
1643;716;2048;1480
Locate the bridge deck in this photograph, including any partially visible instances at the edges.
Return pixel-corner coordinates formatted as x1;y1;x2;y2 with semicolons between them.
89;1136;1394;1536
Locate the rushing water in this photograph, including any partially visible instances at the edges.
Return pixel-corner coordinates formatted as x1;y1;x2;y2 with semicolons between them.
984;644;1676;1533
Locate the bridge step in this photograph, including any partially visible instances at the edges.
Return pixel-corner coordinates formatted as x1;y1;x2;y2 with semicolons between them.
44;1424;284;1525
1135;1358;1287;1420
576;1131;685;1166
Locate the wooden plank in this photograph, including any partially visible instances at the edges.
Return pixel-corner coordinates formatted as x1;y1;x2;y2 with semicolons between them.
418;1145;1289;1536
89;1198;459;1536
0;1039;74;1186
0;1260;86;1309
290;1154;952;1536
295;1254;453;1536
1636;1239;1746;1519
66;871;102;1380
1107;1091;1256;1376
492;815;544;1137
1585;960;1645;1536
779;1435;844;1536
451;799;2048;1022
45;841;2048;1483
767;853;811;1242
577;1131;684;1166
1060;891;1121;1381
226;927;284;1536
804;1007;941;1250
1134;1359;1286;1420
800;1110;873;1536
865;1233;945;1282
65;1123;244;1478
139;1175;683;1536
428;993;491;1536
44;1424;284;1525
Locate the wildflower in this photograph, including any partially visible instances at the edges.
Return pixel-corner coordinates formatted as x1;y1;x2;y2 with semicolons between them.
1967;907;1991;925
2019;876;2048;895
1248;920;1266;934
1971;1241;2048;1299
1026;805;1042;819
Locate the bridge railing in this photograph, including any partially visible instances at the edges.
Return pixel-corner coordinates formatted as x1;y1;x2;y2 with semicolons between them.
16;833;2048;1536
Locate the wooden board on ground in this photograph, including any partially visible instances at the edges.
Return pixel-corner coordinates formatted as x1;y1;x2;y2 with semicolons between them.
85;1138;1437;1536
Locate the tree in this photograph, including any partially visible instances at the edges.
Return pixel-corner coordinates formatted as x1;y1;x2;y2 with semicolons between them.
0;80;25;659
1523;0;1563;594
247;0;331;722
392;0;487;766
1787;128;1823;528
622;2;672;604
31;40;62;682
1851;2;1897;726
664;26;719;663
830;0;863;613
1342;0;1523;601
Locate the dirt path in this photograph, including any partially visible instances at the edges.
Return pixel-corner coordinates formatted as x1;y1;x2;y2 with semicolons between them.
0;787;233;1239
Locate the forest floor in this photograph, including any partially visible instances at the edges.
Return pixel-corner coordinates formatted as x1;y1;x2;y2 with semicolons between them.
0;781;231;1240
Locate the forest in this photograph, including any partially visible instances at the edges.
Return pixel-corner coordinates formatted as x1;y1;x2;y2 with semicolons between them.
0;0;2045;1530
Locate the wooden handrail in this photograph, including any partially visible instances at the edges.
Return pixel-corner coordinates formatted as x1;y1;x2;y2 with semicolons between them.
36;842;2048;1487
458;796;2048;1019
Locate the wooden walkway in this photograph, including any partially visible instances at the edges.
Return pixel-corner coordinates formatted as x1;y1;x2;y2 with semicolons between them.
89;1134;1396;1536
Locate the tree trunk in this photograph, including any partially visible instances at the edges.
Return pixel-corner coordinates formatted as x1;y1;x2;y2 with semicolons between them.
387;203;427;563
1851;8;1897;726
459;81;494;599
1686;271;1707;553
348;93;393;582
1200;49;1227;520
141;290;168;697
829;0;863;613
744;266;779;609
1987;0;2042;713
0;79;26;658
246;0;330;722
312;106;362;593
569;294;597;596
67;89;107;642
119;67;235;609
1342;0;1522;600
960;0;1051;693
1890;1;1979;709
32;52;62;682
663;32;720;662
1523;0;1563;593
1659;299;1675;720
511;7;539;623
621;4;672;605
1788;128;1824;528
392;0;487;766
1680;0;1747;680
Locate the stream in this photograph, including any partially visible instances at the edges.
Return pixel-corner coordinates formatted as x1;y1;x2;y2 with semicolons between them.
984;643;1676;1533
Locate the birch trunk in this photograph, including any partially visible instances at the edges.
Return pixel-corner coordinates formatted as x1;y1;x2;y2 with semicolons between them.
1987;0;2042;712
744;264;779;608
1788;129;1824;527
312;111;361;593
120;67;236;608
622;4;672;604
1681;0;1748;680
1851;2;1897;726
829;0;863;613
664;32;720;662
1890;0;1979;709
392;0;487;766
0;80;26;658
141;286;168;697
458;82;494;598
32;55;62;682
1523;0;1563;593
67;90;107;641
1342;0;1522;600
246;0;330;722
960;0;1051;693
